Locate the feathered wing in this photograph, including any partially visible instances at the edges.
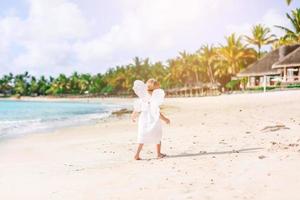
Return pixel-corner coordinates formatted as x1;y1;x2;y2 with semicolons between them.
150;89;165;120
151;89;165;106
132;80;148;99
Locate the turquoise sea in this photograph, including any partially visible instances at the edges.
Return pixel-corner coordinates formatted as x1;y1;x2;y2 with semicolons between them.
0;100;123;139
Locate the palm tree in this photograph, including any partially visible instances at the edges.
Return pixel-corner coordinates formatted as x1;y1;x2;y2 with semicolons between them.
78;74;91;94
103;66;128;94
29;76;39;95
272;36;295;49
0;73;13;95
89;74;105;94
169;51;201;86
286;0;293;5
167;59;183;86
197;45;218;84
132;57;144;80
183;52;201;84
70;72;80;94
150;61;169;88
275;8;300;43
217;34;257;76
244;24;277;58
37;76;49;95
14;72;30;96
47;74;69;95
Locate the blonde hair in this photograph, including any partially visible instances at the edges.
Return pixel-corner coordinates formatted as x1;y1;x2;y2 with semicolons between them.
146;78;160;91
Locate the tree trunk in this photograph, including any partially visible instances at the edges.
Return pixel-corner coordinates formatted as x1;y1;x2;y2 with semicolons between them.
208;64;215;84
258;46;261;59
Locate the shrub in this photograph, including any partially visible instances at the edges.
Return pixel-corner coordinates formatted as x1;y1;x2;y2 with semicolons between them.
225;80;240;91
247;86;277;91
101;85;114;94
287;84;300;88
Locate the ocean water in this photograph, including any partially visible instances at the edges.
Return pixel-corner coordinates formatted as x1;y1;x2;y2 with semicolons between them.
0;100;123;139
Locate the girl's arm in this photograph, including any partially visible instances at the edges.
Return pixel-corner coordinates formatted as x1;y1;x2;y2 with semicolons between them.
131;111;139;122
160;112;170;124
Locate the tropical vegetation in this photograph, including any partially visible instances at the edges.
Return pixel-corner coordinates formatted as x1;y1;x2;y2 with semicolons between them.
244;24;276;58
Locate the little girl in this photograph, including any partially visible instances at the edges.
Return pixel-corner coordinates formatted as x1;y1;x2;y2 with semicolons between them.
131;78;170;160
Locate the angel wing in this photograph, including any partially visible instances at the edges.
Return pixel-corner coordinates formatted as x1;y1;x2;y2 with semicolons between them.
149;89;165;120
151;88;165;106
132;80;148;99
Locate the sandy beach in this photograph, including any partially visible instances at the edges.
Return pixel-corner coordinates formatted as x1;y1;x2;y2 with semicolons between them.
0;90;300;200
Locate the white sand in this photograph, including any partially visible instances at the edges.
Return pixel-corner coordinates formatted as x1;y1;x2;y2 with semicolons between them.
0;90;300;200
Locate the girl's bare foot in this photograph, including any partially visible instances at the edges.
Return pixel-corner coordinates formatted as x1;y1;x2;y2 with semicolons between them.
157;153;166;159
134;155;142;160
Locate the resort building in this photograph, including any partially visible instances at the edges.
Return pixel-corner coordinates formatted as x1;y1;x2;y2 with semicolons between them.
237;44;300;89
165;82;220;97
273;46;300;83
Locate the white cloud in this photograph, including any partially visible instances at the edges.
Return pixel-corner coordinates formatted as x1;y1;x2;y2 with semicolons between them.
74;0;237;67
0;0;239;75
262;9;288;36
26;0;89;40
0;0;288;76
74;0;206;64
226;9;289;39
0;0;90;75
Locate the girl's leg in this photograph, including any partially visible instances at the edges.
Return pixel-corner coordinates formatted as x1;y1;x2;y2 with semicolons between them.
156;142;161;155
156;141;166;159
134;144;143;160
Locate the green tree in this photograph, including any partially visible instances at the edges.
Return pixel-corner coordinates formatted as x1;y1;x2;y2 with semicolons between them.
0;73;13;95
89;74;105;94
78;74;91;94
14;72;30;96
47;74;69;95
29;76;39;95
37;76;50;95
197;45;218;84
172;51;203;85
275;8;300;43
272;36;296;49
245;24;276;58
217;34;256;77
150;61;169;88
69;72;80;94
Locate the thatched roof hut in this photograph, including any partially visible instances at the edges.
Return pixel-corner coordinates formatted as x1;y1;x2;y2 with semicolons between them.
273;45;300;68
237;44;300;77
164;81;220;97
204;82;221;89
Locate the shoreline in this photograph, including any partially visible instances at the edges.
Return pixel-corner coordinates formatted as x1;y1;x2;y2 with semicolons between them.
0;99;133;141
1;87;300;102
0;95;135;105
0;90;300;199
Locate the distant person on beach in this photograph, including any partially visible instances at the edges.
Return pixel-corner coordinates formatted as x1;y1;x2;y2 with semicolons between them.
131;79;170;160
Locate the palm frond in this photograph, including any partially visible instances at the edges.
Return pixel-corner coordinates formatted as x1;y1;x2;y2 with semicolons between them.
274;25;295;34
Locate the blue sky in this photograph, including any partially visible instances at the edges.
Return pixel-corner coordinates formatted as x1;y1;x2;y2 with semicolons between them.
0;0;299;76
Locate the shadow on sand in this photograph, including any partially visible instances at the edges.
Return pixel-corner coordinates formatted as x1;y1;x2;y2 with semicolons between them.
166;147;263;159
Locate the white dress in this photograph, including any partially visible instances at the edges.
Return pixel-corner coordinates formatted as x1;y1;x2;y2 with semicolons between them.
133;80;165;144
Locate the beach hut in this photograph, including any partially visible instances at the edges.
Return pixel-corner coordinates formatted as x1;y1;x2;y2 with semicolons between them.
165;82;220;97
237;44;300;91
272;46;300;84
